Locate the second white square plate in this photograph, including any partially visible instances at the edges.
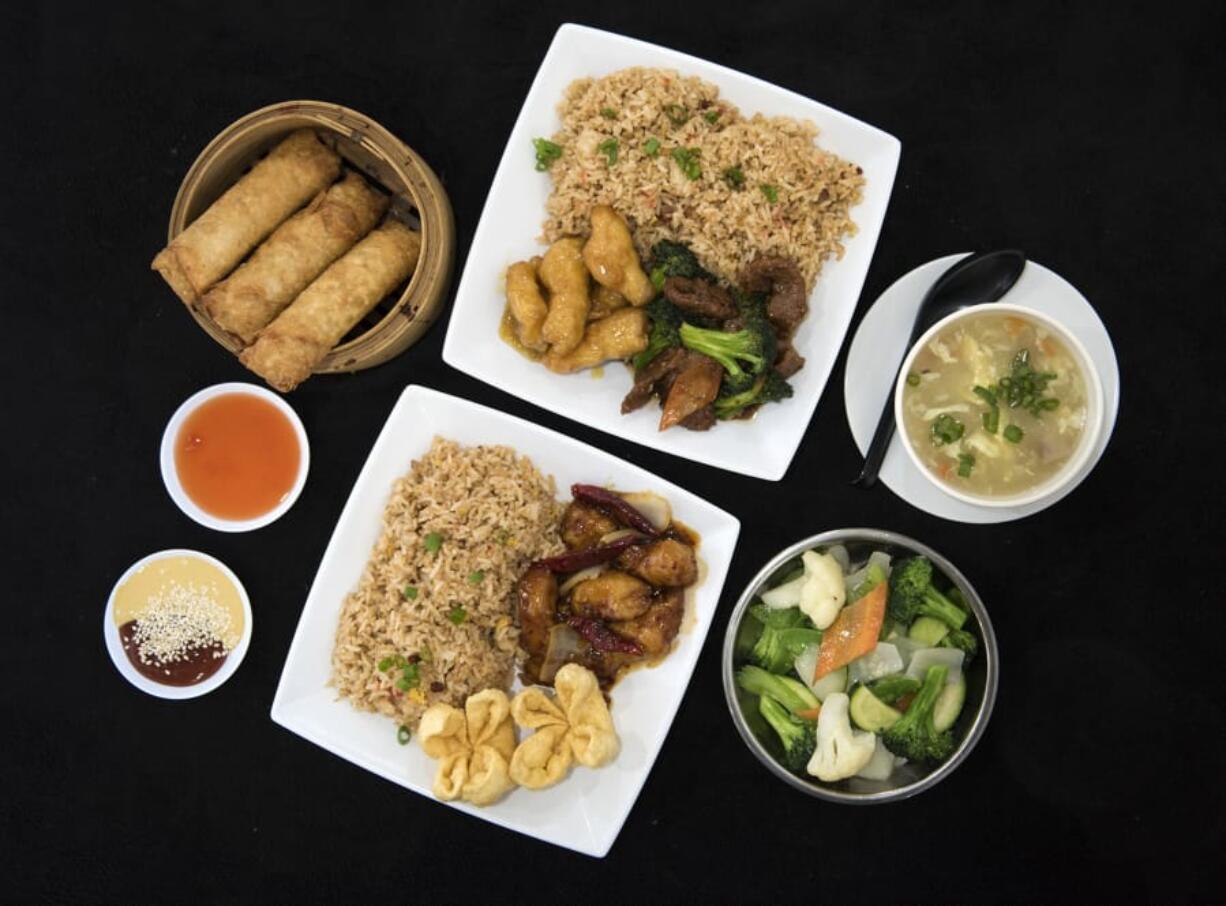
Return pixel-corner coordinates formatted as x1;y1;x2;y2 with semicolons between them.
443;23;901;480
271;385;740;857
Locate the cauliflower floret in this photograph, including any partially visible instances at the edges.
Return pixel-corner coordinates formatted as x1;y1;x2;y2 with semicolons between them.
806;692;878;782
759;550;846;631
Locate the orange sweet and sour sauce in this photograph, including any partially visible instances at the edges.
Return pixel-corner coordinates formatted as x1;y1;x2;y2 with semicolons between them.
174;393;301;521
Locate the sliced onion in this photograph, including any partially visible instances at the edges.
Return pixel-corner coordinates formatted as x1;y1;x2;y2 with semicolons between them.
540;624;584;684
619;491;672;532
598;528;643;546
559;563;608;596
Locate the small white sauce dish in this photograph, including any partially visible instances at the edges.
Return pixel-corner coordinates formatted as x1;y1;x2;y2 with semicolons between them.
894;303;1105;509
159;382;310;532
103;549;253;700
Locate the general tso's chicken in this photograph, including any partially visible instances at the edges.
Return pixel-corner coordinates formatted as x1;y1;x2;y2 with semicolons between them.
582;205;654;306
588;284;629;321
609;587;685;658
618;537;698;587
659;353;723;430
571;571;653;621
543;307;648;374
539;238;590;354
516;564;558;682
560;502;620;550
505;258;549;351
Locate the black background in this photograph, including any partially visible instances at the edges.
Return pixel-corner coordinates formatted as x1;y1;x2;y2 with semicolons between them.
6;2;1223;902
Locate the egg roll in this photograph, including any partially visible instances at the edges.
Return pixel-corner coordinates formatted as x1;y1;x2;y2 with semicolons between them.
239;218;420;391
202;171;388;343
152;129;342;305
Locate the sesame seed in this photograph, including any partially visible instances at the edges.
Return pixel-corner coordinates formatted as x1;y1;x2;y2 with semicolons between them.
128;581;237;665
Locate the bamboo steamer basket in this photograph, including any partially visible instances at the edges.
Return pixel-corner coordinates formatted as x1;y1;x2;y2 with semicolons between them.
165;100;454;373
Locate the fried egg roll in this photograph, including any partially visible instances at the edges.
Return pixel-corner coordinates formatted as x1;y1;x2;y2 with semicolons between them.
201;171;388;343
239;219;420;391
152;129;342;304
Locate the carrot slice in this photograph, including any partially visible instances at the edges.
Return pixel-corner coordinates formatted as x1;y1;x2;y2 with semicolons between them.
795;706;821;721
1004;316;1026;336
813;581;888;681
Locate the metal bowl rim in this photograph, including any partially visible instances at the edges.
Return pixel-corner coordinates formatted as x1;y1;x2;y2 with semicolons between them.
720;527;999;804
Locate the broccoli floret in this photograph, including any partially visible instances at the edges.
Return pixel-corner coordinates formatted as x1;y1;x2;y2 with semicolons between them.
868;674;921;706
713;369;795;419
887;557;969;630
881;664;956;762
747;606;821;673
939;628;979;665
679;320;774;385
649;239;714;282
758;694;818;773
735;664;819;714
632;296;683;370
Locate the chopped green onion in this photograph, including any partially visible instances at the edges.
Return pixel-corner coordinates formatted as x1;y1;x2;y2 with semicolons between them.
1003;424;1024;443
395;675;410;691
973;384;1000;434
650;265;667;289
600;107;617;119
403;662;420;687
663;103;690;125
957;453;975;478
670;146;701;180
403;585;418;600
419;642;433;664
377;656;394;672
532;138;563;171
448;606;467;625
703;109;721;124
906;372;921;388
930;413;965;446
397;725;411;745
722;165;745;189
424;532;444;553
759;184;779;203
643;137;661;157
597;137;619;166
495;529;511;546
467;570;485;585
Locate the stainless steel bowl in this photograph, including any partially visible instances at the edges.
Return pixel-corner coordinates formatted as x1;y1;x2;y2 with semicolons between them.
721;528;999;803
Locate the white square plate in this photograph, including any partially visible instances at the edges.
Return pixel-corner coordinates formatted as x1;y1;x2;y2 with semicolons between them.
442;23;901;480
270;385;740;857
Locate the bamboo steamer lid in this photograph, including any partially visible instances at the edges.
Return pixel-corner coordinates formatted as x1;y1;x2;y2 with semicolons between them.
166;100;454;373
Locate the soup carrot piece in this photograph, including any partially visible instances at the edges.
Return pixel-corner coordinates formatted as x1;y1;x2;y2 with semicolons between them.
795;706;822;721
1004;316;1026;336
814;581;888;681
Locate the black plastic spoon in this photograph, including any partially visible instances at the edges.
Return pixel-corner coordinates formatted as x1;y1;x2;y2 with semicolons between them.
852;249;1027;488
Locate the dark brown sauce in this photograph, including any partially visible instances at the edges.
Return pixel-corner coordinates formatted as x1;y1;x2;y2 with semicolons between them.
119;620;229;686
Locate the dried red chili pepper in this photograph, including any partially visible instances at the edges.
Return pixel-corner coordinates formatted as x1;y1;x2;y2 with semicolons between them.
534;533;643;573
567;616;643;655
571;484;660;536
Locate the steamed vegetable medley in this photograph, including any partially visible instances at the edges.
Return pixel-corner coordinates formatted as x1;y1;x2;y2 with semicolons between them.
735;546;978;783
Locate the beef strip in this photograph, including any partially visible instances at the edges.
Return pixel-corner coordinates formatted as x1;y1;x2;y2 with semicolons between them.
775;342;806;378
621;346;688;414
663;276;737;321
740;255;807;340
679;405;716;431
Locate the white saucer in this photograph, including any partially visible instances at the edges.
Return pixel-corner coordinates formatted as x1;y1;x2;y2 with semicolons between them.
844;254;1120;524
